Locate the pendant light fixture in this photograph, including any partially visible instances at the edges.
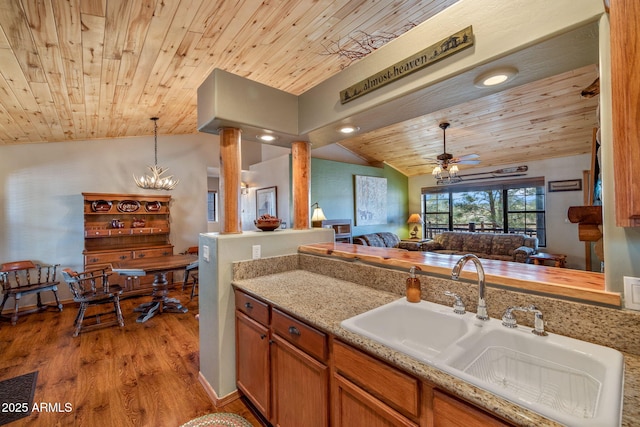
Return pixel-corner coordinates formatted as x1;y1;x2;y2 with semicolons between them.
134;117;179;190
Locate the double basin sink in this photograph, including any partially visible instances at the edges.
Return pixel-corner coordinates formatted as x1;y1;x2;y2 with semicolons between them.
340;298;624;426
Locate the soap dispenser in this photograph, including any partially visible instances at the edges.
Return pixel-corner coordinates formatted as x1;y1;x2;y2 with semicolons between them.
406;266;422;303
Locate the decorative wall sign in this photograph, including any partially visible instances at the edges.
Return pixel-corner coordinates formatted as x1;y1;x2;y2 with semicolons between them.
340;26;474;104
355;175;387;226
256;186;277;218
548;179;582;192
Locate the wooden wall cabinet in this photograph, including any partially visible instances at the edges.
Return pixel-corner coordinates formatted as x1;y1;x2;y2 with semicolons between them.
83;193;173;294
611;0;640;227
234;288;513;427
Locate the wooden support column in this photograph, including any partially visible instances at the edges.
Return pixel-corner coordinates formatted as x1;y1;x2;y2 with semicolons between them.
291;141;311;229
219;127;242;234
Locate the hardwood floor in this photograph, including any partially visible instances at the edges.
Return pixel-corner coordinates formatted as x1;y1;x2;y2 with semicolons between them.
0;290;261;427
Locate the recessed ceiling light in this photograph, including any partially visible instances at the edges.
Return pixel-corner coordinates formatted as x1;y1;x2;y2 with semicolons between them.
257;134;277;142
474;67;518;88
338;125;359;134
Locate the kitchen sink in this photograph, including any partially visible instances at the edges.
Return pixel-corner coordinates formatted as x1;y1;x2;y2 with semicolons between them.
341;298;624;426
340;298;474;363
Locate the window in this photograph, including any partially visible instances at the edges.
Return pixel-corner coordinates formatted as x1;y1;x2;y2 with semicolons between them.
421;177;546;246
207;191;218;222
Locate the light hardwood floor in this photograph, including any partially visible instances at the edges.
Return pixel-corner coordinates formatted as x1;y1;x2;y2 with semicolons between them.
0;290;261;427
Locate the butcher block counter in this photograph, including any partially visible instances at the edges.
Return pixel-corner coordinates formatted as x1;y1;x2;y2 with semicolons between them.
298;242;619;306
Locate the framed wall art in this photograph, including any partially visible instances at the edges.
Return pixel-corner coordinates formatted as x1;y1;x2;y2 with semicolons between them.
354;175;387;226
256;186;277;217
548;179;582;192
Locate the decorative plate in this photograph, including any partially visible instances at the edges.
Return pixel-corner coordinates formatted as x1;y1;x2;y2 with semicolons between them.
145;201;162;212
117;200;140;213
91;200;112;212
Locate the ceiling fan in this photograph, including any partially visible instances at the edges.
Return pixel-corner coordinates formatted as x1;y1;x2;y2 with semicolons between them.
429;122;481;171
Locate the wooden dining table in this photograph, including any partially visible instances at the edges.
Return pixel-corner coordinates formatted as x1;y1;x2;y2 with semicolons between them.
111;254;198;323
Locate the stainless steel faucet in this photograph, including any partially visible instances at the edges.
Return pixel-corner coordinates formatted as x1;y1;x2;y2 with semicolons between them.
502;305;547;336
451;254;488;321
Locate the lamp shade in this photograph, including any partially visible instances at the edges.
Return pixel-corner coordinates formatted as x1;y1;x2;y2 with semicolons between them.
311;207;327;222
407;214;423;224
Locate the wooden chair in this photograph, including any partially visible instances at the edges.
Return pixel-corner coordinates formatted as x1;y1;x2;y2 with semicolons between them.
0;260;63;325
61;268;125;337
182;246;198;300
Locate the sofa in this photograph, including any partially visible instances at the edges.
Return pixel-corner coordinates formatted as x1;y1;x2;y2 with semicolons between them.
353;232;401;248
421;231;538;263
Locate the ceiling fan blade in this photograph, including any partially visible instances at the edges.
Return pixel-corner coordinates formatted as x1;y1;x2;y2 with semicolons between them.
455;153;480;160
454;160;481;165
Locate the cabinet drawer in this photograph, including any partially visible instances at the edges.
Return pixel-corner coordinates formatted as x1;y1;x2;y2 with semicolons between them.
235;290;269;326
132;247;173;259
85;251;132;264
130;227;152;235
272;308;327;362
85;229;110;237
110;228;130;236
333;340;420;418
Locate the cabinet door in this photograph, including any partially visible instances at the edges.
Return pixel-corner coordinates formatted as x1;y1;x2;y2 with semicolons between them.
271;334;328;427
332;374;418;427
235;311;271;419
432;389;512;427
611;0;640;226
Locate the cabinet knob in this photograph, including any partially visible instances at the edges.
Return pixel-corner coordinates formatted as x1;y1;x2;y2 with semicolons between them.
288;326;301;336
90;258;98;263
139;253;145;258
120;255;127;260
244;302;253;310
260;334;266;340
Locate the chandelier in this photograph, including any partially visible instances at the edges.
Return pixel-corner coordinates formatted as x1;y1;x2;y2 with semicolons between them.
134;117;179;190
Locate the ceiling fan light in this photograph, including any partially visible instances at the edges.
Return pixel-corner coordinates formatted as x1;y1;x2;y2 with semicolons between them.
450;165;459;175
432;166;442;178
474;67;518;88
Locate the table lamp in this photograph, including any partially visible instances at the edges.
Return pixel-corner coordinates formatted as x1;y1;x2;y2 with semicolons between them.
407;213;423;239
311;202;327;227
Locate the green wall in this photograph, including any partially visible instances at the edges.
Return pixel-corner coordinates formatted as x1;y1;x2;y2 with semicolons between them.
310;157;409;238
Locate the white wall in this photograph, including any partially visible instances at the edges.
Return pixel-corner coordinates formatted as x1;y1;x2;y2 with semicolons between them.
198;229;334;399
409;154;593;270
0;133;218;302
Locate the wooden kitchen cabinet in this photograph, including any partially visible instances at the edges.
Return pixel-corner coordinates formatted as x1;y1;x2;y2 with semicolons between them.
333;339;421;426
82;193;173;294
271;334;329;427
234;289;513;427
611;0;640;226
236;311;271;419
333;374;418;427
432;389;511;427
234;290;329;427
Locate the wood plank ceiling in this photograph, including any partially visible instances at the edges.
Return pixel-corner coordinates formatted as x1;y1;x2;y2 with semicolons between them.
0;0;599;177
